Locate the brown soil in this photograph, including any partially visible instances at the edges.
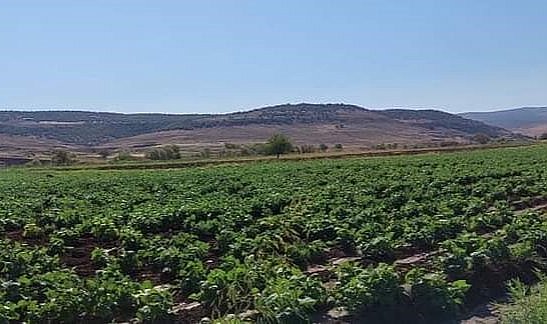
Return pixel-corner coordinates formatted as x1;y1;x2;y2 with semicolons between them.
511;195;547;211
60;234;117;277
204;239;221;270
393;251;441;272
170;301;207;324
133;266;164;284
5;230;49;246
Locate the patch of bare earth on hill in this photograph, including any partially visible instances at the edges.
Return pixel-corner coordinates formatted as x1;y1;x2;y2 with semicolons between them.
513;124;547;137
0;134;78;156
98;123;445;151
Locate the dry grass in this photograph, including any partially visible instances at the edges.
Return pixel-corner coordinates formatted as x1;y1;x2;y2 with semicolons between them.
97;123;466;150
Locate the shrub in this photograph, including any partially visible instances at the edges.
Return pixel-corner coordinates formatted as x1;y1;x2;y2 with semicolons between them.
146;145;181;161
51;150;76;166
115;150;135;161
318;144;328;152
300;145;316;154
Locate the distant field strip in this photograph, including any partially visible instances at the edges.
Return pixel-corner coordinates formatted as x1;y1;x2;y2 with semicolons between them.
42;142;530;171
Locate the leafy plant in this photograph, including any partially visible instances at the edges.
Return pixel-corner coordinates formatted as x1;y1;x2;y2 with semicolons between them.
404;269;470;317
334;263;401;312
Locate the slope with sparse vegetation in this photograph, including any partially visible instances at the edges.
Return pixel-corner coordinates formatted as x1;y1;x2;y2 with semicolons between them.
0;104;514;147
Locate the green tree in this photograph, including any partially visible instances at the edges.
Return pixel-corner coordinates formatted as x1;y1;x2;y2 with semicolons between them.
146;145;181;161
51;150;76;166
266;133;293;158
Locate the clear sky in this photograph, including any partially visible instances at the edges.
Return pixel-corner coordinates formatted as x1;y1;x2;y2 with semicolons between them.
1;0;546;114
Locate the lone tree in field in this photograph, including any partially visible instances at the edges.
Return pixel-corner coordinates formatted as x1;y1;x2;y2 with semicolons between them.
51;150;76;166
266;133;293;158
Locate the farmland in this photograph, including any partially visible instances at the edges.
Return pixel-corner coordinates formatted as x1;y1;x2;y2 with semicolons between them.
2;144;547;323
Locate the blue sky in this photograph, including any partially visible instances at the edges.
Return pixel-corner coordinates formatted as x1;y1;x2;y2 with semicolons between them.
1;0;546;113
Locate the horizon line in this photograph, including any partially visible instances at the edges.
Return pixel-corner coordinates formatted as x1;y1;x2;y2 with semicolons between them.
0;102;546;115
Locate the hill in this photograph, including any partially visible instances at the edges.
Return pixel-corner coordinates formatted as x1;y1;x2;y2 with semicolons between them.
0;104;514;157
376;109;509;138
460;107;547;137
0;111;208;145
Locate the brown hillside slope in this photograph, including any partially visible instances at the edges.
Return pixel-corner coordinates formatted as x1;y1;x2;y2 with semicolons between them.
1;104;514;155
101;105;510;151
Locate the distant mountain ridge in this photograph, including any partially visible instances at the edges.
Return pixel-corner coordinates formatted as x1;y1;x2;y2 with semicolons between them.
460;107;547;136
0;104;511;146
0;104;518;159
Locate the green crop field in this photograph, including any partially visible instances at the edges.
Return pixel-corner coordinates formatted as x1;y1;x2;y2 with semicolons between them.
2;144;547;323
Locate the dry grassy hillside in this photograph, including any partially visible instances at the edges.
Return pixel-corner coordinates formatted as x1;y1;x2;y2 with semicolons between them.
0;104;515;161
